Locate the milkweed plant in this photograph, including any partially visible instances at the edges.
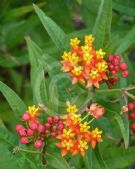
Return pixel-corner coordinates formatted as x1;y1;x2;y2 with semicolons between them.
1;3;135;169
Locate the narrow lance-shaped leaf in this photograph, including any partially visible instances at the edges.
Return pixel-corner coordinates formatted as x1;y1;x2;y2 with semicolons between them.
4;2;46;21
107;108;129;148
103;147;135;169
33;4;69;50
0;144;23;169
115;25;135;54
92;0;112;48
0;81;26;119
112;1;135;16
84;147;93;169
93;145;109;169
46;153;70;169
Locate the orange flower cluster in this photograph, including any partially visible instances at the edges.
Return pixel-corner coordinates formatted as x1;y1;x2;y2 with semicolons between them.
61;35;108;88
56;102;103;156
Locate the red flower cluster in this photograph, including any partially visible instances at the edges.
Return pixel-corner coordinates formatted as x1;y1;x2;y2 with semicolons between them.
16;105;64;149
107;55;129;88
128;102;135;132
56;102;103;156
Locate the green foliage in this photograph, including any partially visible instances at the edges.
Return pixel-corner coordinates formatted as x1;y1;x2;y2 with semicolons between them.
0;0;135;169
92;0;112;48
46;153;70;169
0;81;26;119
33;4;69;50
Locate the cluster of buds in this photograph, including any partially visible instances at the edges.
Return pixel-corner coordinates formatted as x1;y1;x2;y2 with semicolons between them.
16;105;64;149
56;102;103;156
61;35;129;89
107;55;129;88
128;102;135;132
61;35;108;88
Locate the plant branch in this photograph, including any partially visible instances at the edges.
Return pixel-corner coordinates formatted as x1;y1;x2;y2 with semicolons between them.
96;86;135;93
12;146;41;154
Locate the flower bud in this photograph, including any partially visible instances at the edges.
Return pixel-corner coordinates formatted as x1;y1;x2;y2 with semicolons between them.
45;130;50;134
129;113;135;120
47;117;53;124
121;105;128;113
109;64;114;70
120;62;127;71
115;55;121;61
114;66;119;72
45;123;50;128
22;112;30;121
54;116;60;123
88;103;105;119
108;55;114;62
29;122;38;130
16;124;24;133
131;124;135;132
112;58;119;65
122;70;129;77
19;128;27;136
38;104;47;112
128;103;134;111
37;124;45;133
27;128;34;136
58;124;64;131
34;139;42;149
110;70;116;75
20;137;28;144
52;125;57;131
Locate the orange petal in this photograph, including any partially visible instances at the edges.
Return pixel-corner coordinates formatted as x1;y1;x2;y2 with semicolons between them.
102;74;108;80
86;81;92;88
72;77;78;84
62;148;68;157
91;140;96;149
80;151;85;156
61;115;68;119
94;82;99;88
71;149;79;156
56;142;62;148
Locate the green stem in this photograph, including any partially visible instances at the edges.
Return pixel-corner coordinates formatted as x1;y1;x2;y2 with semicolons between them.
20;148;41;154
88;118;94;124
80;113;90;123
96;86;135;93
41;141;48;165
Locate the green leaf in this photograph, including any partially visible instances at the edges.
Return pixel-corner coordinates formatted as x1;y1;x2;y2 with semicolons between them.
26;38;52;111
92;0;112;48
107;108;129;148
93;146;108;169
0;81;26;119
112;1;135;16
81;0;100;29
26;37;44;103
46;153;70;169
4;2;46;21
115;25;135;54
84;148;92;169
103;147;135;169
104;35;119;55
33;4;69;50
0;144;21;169
0;127;17;146
0;51;29;68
